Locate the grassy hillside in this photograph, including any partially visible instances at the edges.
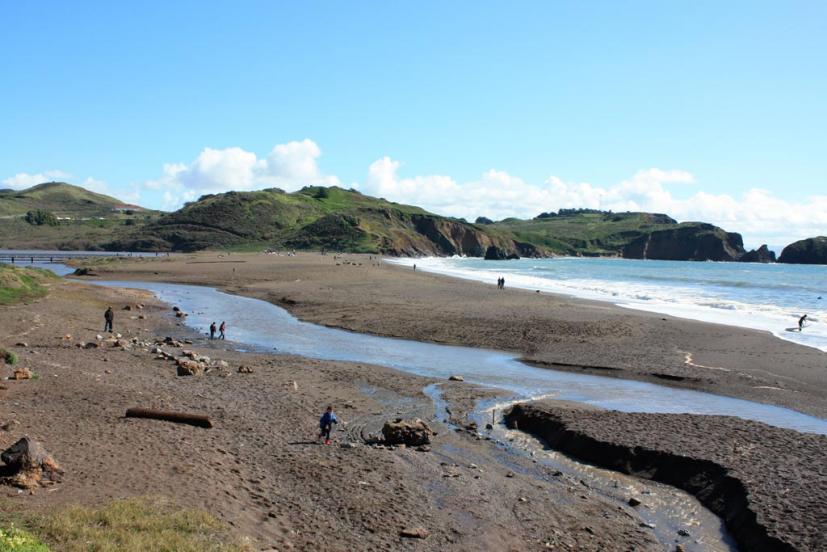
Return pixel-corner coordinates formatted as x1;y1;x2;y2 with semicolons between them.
0;182;161;250
0;182;750;261
110;186;499;255
0;182;126;217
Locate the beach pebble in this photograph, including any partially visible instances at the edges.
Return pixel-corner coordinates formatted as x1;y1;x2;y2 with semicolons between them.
628;497;642;507
448;375;464;381
399;527;429;539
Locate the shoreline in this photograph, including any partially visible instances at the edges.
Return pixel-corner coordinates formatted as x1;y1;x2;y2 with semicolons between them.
386;256;827;354
69;251;827;419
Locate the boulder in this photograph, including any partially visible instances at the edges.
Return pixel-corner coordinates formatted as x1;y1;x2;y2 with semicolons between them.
1;436;63;488
11;368;32;380
448;375;464;382
382;418;434;446
176;359;205;376
484;245;520;260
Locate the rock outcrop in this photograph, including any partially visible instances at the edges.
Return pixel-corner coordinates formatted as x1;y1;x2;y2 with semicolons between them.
622;223;745;261
778;236;827;265
739;244;776;263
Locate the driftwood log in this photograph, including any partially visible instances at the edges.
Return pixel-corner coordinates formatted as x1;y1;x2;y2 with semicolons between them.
125;408;213;428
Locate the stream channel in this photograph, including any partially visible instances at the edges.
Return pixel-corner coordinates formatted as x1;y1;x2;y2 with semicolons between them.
43;263;827;551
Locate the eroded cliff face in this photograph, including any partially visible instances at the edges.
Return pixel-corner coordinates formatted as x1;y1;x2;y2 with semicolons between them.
622;224;745;261
778;236;827;265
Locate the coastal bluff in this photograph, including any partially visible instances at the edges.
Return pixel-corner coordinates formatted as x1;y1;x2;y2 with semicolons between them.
505;402;826;552
778;236;827;265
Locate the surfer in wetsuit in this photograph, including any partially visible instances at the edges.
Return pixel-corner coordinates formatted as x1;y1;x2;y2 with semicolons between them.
799;314;808;331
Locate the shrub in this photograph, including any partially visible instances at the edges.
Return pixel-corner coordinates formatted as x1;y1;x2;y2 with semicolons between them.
24;210;58;226
0;525;49;552
2;349;19;365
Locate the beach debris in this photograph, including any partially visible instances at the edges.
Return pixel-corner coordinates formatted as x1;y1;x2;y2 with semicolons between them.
14;342;28;348
125;407;213;428
176;359;205;376
237;365;254;374
11;368;32;380
628;497;642;507
96;334;103;341
340;442;358;449
399;527;429;539
0;436;63;488
382;418;434;446
448;375;464;382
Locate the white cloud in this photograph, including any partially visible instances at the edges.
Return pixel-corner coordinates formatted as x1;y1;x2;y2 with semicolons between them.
2;170;71;189
361;158;827;247
145;139;340;208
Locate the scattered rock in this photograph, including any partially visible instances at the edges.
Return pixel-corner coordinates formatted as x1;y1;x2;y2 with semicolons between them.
14;342;28;348
340;442;358;449
176;359;205;376
1;420;20;431
237;366;254;374
123;305;132;311
172;306;180;312
677;529;690;537
675;546;687;552
175;311;187;318
84;342;99;349
399;527;429;539
448;375;464;382
485;423;493;430
11;368;32;380
382;418;434;446
415;445;431;452
506;471;515;478
628;497;642;507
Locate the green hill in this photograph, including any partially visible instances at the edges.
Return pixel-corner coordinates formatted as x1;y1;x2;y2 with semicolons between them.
0;182;160;251
0;182;127;217
109;186;532;256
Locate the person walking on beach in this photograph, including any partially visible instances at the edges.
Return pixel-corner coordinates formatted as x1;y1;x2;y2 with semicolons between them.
104;306;114;333
219;321;226;340
799;314;808;331
209;322;217;340
318;405;338;445
500;277;506;290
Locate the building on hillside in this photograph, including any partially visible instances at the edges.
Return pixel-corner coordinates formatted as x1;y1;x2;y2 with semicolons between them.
111;204;143;213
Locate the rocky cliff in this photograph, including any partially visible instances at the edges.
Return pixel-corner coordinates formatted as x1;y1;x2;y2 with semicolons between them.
778;236;827;265
621;223;745;261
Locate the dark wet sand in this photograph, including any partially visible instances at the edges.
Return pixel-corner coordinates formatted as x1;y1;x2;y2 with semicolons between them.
76;251;827;418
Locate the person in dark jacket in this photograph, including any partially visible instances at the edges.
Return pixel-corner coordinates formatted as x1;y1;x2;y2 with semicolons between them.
209;322;217;339
104;307;114;333
219;321;226;340
318;405;338;445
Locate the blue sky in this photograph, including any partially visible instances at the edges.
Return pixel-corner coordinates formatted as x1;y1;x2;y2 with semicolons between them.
1;1;825;246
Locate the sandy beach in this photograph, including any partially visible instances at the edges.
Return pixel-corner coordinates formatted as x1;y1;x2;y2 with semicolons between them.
1;277;665;551
1;252;825;550
76;251;827;418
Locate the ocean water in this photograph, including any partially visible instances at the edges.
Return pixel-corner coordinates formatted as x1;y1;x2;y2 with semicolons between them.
388;257;827;352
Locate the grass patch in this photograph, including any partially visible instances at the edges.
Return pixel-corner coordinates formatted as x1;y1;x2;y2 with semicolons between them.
2;497;248;552
0;265;57;305
0;525;49;551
